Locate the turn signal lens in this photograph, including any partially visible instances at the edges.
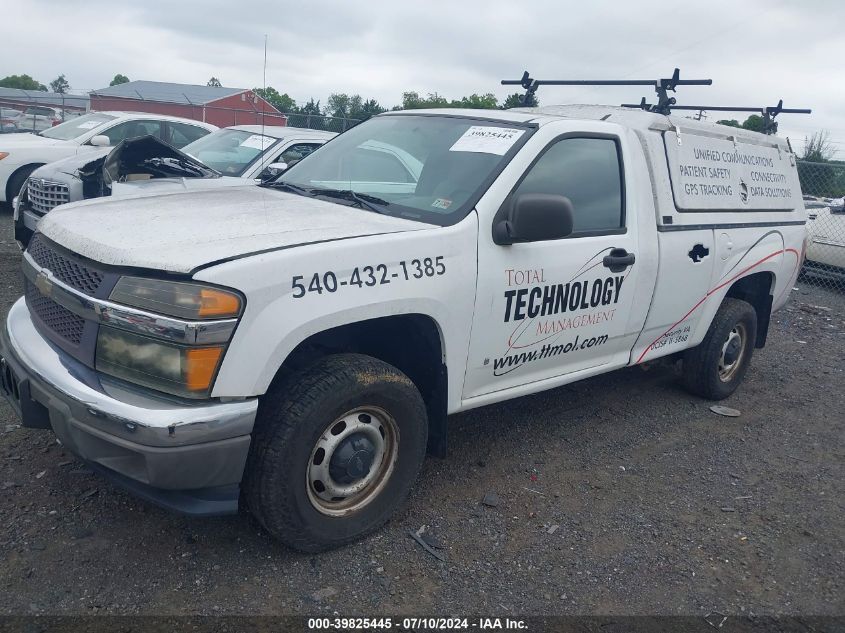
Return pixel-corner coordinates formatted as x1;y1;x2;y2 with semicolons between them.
110;277;242;320
0;152;8;161
199;288;242;318
185;347;224;391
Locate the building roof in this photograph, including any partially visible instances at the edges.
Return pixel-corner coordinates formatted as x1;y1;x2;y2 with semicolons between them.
90;80;247;105
0;87;89;110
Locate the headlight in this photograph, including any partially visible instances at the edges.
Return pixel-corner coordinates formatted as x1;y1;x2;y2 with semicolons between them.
109;277;242;320
96;326;224;398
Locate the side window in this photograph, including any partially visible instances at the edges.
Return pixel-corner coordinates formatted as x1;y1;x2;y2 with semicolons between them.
276;142;322;166
513;137;624;234
167;122;210;148
101;120;162;145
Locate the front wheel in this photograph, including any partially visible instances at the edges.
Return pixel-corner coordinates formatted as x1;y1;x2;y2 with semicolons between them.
243;354;428;552
681;298;757;400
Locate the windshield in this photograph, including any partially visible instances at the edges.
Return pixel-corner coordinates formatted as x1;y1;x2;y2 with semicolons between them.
39;112;116;140
274;114;532;224
182;128;279;176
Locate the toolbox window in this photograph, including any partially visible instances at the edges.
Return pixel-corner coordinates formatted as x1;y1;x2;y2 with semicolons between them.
514;137;624;234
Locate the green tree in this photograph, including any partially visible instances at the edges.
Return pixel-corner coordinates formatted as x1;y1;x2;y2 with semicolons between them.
456;93;498;109
324;93;386;121
717;115;767;132
50;74;70;94
299;98;322;116
109;74;130;86
801;131;834;163
0;74;47;91
325;93;358;119
741;114;766;133
356;98;386;120
400;91;449;110
501;92;538;109
207;77;222;87
254;87;297;113
400;91;510;111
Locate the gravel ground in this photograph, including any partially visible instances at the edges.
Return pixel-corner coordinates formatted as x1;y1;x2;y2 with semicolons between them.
0;211;842;617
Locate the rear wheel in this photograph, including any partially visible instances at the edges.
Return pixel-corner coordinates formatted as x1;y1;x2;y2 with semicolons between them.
681;298;757;400
244;353;428;552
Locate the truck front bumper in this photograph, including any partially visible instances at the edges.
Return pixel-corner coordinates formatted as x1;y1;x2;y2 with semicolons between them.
0;297;258;515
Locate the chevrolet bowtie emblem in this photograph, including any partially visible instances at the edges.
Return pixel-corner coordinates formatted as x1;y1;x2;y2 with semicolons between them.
34;271;53;297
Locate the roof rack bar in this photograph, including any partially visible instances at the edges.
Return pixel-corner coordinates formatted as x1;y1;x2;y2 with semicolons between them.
502;68;712;112
622;103;812;114
620;99;811;134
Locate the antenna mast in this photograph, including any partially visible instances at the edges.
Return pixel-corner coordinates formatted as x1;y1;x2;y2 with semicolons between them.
259;34;268;173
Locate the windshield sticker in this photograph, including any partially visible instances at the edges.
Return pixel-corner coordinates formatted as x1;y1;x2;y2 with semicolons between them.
76;120;100;130
431;198;452;210
240;134;274;151
449;126;524;155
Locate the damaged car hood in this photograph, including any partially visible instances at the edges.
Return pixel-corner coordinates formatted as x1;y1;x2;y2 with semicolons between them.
110;175;246;197
37;186;435;273
100;135;219;184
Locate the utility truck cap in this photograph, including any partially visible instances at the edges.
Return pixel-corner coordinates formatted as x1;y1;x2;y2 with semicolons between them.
0;94;808;551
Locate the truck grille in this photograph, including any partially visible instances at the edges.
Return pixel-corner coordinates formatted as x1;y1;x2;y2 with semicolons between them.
25;282;85;345
27;233;104;296
26;178;70;215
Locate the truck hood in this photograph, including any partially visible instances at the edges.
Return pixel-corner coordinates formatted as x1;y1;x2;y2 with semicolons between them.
37;186;436;274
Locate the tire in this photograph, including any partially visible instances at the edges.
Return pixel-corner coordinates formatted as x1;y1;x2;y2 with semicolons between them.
243;353;428;552
7;165;38;205
681;298;757;400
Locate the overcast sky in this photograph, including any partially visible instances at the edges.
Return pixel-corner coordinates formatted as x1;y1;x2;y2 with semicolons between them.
3;0;843;155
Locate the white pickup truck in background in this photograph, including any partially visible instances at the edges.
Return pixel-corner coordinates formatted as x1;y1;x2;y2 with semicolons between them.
0;105;806;551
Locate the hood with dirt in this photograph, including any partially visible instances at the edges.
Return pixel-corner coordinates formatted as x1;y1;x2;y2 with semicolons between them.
37;186;435;274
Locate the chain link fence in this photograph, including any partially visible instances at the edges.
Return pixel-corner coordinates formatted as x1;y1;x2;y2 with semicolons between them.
797;160;845;292
281;112;361;133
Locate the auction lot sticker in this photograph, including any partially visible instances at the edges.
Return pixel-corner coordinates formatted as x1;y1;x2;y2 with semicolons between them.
665;132;797;211
450;126;524;155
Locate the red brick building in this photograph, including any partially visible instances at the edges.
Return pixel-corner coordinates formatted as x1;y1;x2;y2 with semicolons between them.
89;80;285;127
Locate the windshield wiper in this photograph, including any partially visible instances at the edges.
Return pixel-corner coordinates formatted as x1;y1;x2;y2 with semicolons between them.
309;188;390;214
262;181;313;196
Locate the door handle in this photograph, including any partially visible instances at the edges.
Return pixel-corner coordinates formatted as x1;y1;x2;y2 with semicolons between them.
603;248;636;273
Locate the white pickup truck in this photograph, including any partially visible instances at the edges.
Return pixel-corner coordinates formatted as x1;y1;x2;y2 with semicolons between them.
0;106;807;551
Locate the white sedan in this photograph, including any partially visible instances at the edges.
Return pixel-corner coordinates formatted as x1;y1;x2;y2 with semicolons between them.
0;111;216;204
805;202;845;280
13;126;337;246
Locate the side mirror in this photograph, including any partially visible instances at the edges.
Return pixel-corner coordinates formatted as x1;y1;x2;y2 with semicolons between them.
493;193;574;245
259;162;289;180
90;135;110;147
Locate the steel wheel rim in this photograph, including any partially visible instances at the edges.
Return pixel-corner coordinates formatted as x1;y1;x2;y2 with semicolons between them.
306;406;399;516
718;322;747;382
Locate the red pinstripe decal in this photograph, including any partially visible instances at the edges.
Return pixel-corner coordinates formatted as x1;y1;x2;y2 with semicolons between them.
635;248;800;364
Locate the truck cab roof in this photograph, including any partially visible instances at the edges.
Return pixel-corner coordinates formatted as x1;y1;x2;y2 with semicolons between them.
383;105;792;149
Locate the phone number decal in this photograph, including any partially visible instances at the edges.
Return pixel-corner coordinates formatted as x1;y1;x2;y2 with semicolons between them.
292;257;446;299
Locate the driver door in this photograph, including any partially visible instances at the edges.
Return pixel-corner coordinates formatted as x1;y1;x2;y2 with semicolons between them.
463;124;645;400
